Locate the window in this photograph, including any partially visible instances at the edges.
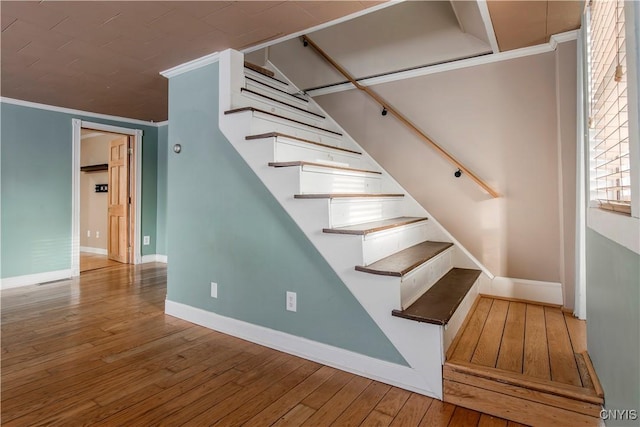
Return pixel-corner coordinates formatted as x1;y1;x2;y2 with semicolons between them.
588;0;631;214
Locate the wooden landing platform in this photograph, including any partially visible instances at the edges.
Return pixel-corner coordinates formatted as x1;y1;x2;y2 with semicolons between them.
444;296;603;426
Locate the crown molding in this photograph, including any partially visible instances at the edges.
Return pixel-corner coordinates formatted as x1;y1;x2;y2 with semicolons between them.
0;97;164;127
307;30;580;97
549;29;579;48
160;51;220;78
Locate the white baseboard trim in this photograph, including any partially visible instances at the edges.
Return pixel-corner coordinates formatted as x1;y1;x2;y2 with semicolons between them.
481;276;564;305
80;246;108;255
1;269;72;290
141;254;168;264
165;300;437;398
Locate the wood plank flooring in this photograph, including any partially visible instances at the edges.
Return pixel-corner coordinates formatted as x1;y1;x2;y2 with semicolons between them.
2;263;524;426
444;296;603;426
79;251;121;272
448;297;588;385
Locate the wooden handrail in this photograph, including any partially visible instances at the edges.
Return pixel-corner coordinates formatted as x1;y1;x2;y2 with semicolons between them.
302;35;500;198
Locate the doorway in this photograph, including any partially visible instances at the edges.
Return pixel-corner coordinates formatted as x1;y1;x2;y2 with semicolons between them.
71;120;143;276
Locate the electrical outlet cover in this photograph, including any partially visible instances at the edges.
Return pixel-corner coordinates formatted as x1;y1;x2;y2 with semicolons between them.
286;291;297;312
210;282;218;298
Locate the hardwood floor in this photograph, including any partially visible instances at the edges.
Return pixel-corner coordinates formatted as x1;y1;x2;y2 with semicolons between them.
444;297;602;426
79;251;121;272
447;297;591;386
1;263;524;426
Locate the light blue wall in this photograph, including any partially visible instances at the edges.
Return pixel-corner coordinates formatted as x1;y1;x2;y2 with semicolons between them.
586;229;640;426
1;102;159;278
140;127;158;257
156;125;168;256
166;62;406;365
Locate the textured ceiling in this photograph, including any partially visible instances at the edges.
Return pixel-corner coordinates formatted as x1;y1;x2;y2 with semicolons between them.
0;1;581;123
0;1;383;122
487;1;582;51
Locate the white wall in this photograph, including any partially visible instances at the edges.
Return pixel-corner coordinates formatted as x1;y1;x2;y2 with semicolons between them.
80;134;111;250
297;44;579;301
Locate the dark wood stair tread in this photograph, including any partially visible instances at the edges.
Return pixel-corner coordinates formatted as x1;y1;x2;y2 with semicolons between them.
323;217;428;235
356;241;453;277
244;63;289;86
392;268;481;325
241;88;325;118
294;193;404;199
244;61;274;77
224;107;342;136
246;132;361;155
269;161;380;175
245;77;308;102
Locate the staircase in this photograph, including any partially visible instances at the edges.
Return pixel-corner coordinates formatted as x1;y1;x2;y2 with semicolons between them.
214;49;607;424
218;49;490;399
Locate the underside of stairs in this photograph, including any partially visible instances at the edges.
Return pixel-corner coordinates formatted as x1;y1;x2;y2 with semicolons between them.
219;49;497;399
444;296;604;426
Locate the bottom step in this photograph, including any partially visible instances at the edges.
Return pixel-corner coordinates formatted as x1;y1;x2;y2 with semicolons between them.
444;296;603;426
444;365;602;426
391;268;481;325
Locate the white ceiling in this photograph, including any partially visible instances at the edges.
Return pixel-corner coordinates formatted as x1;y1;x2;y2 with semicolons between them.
264;1;493;91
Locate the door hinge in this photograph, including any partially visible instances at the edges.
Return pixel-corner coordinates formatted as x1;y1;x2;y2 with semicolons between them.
128;148;133;155
129;196;132;204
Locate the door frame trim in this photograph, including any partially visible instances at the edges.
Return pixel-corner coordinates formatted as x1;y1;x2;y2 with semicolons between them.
71;119;143;276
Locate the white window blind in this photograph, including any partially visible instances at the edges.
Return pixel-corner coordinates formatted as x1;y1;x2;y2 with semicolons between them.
588;0;631;214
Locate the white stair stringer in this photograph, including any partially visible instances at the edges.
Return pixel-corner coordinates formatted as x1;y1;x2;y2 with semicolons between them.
219;49;493;399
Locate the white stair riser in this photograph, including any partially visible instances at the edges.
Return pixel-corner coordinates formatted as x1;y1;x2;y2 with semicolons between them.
248;113;342;143
244;68;289;91
362;221;436;266
299;167;382;194
443;276;482;356
274;139;365;169
245;78;309;109
329;197;406;228
239;91;326;125
400;248;454;310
